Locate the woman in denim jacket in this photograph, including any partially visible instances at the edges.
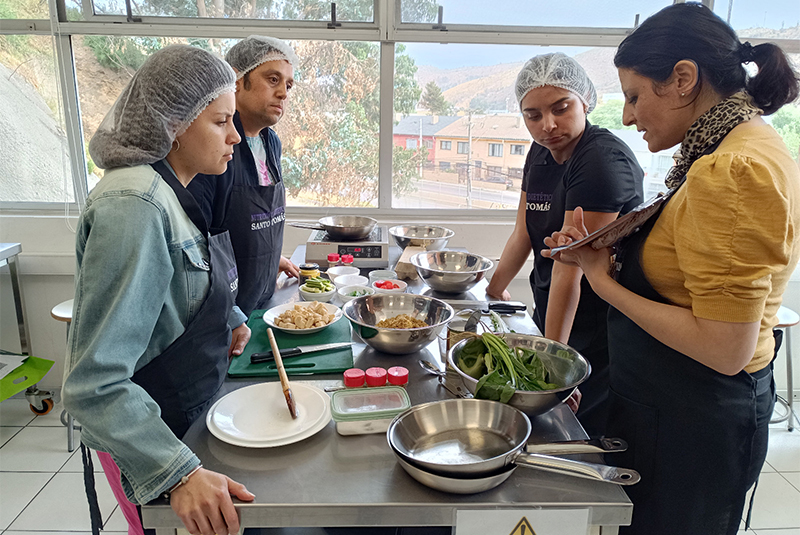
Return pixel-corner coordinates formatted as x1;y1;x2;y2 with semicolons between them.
63;45;255;535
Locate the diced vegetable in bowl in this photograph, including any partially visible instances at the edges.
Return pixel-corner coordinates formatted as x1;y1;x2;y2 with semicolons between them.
338;284;376;304
447;332;590;416
299;276;336;302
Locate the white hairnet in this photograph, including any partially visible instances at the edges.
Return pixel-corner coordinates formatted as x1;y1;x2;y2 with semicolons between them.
515;53;597;113
225;35;298;80
89;45;236;170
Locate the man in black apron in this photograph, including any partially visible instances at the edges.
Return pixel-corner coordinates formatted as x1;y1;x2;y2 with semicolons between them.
188;36;300;318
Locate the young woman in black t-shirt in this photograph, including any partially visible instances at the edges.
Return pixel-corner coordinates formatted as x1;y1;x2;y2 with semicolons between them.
486;53;643;435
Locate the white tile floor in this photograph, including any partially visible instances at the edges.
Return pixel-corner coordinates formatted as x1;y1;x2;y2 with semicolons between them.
1;396;798;534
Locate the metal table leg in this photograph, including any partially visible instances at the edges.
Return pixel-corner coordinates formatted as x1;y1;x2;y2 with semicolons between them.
7;253;31;355
787;326;794;432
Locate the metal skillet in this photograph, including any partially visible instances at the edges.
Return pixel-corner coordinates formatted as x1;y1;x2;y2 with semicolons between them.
387;398;640;485
289;215;377;241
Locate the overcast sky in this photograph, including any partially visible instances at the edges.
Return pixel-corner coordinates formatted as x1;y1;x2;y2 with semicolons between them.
403;0;799;69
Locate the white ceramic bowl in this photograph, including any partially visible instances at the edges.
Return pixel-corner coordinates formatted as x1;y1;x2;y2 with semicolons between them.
334;274;369;289
368;269;398;284
337;284;376;304
298;283;336;302
263;302;343;335
371;279;408;294
326;265;360;282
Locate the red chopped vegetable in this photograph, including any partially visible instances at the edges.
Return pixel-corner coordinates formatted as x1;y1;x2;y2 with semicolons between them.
375;280;399;289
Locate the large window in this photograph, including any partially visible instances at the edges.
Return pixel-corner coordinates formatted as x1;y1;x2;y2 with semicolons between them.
2;0;798;211
74;36;381;207
0;35;72;203
89;0;374;21
399;0;670;27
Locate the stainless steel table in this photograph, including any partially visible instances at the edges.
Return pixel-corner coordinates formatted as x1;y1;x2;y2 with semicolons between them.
142;246;632;534
0;243;31;355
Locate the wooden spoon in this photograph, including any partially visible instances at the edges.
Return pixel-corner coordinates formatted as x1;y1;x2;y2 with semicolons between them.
267;327;297;419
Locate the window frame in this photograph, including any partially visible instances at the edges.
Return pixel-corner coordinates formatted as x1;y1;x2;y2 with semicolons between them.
488;143;503;157
1;0;798;216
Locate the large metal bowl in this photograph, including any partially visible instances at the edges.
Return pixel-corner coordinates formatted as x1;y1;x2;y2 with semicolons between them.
389;225;454;250
411;250;494;294
447;333;591;416
342;294;455;354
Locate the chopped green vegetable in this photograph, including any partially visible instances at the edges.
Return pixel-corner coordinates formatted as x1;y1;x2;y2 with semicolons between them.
302;276;334;293
455;333;564;403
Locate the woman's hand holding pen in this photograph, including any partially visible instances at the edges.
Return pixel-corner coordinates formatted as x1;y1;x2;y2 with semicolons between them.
543;207;614;291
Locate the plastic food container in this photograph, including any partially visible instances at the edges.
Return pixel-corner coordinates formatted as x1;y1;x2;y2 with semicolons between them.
331;386;411;436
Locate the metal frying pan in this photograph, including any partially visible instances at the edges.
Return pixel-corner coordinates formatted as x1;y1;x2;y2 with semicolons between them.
396;455;517;494
387;399;640;485
395;438;627;495
290;216;377;241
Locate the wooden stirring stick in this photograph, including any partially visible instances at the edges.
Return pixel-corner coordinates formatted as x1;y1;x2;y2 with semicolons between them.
267;327;297;419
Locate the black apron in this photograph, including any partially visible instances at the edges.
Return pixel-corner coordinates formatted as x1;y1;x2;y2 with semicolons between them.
84;160;239;535
130;159;238;438
221;131;286;316
525;159;610;437
607;188;775;535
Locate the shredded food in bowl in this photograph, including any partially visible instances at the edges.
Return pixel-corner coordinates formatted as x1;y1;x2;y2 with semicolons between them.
376;314;428;329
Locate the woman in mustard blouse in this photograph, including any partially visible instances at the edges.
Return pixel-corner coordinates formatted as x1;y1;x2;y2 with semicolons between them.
545;4;800;535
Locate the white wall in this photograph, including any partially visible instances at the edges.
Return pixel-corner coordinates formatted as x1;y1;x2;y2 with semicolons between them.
2;212;798;407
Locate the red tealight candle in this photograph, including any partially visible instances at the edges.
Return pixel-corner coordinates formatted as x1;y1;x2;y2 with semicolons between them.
365;367;388;387
387;366;409;386
343;368;366;388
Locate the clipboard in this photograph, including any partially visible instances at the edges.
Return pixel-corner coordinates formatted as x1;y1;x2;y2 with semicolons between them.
550;191;673;253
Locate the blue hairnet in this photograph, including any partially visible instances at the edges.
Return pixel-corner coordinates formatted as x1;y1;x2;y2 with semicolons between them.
225;36;297;80
89;45;236;169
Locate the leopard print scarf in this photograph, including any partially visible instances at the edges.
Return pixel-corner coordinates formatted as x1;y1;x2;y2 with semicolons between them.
664;91;761;189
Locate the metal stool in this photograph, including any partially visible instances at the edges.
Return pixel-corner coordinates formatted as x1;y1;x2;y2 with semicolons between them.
51;299;80;451
772;305;798;432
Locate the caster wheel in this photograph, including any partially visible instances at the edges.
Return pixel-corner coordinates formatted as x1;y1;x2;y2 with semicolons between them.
30;398;55;415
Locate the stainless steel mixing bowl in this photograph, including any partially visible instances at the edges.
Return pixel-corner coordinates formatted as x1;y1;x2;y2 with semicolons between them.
411;250;494;294
447;333;591;416
389;225;454;250
341;294;455;354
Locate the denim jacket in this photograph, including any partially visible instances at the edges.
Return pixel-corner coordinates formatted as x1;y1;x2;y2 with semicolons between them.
63;164;246;504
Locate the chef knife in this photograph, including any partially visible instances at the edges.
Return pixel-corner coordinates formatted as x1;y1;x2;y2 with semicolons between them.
443;300;528;313
250;341;353;363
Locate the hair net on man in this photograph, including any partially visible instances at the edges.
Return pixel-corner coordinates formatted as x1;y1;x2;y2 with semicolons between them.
89;45;236;170
515;52;597;113
225;35;298;80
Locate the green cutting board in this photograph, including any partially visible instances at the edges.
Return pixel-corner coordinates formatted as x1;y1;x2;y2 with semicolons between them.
228;309;354;378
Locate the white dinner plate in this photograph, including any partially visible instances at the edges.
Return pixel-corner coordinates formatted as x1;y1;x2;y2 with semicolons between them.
262;302;343;335
206;382;331;448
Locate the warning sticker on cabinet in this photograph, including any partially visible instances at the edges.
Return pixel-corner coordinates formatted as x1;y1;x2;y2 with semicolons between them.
455;509;589;535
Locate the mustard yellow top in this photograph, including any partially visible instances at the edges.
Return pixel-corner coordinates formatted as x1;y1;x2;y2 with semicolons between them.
641;120;800;373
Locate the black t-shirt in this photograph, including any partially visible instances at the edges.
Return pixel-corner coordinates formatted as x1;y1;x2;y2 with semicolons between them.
522;120;644;338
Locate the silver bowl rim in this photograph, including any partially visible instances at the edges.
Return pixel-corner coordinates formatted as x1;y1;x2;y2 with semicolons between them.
388;224;455;240
447;333;591;395
341;293;455;332
410;250;495;274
